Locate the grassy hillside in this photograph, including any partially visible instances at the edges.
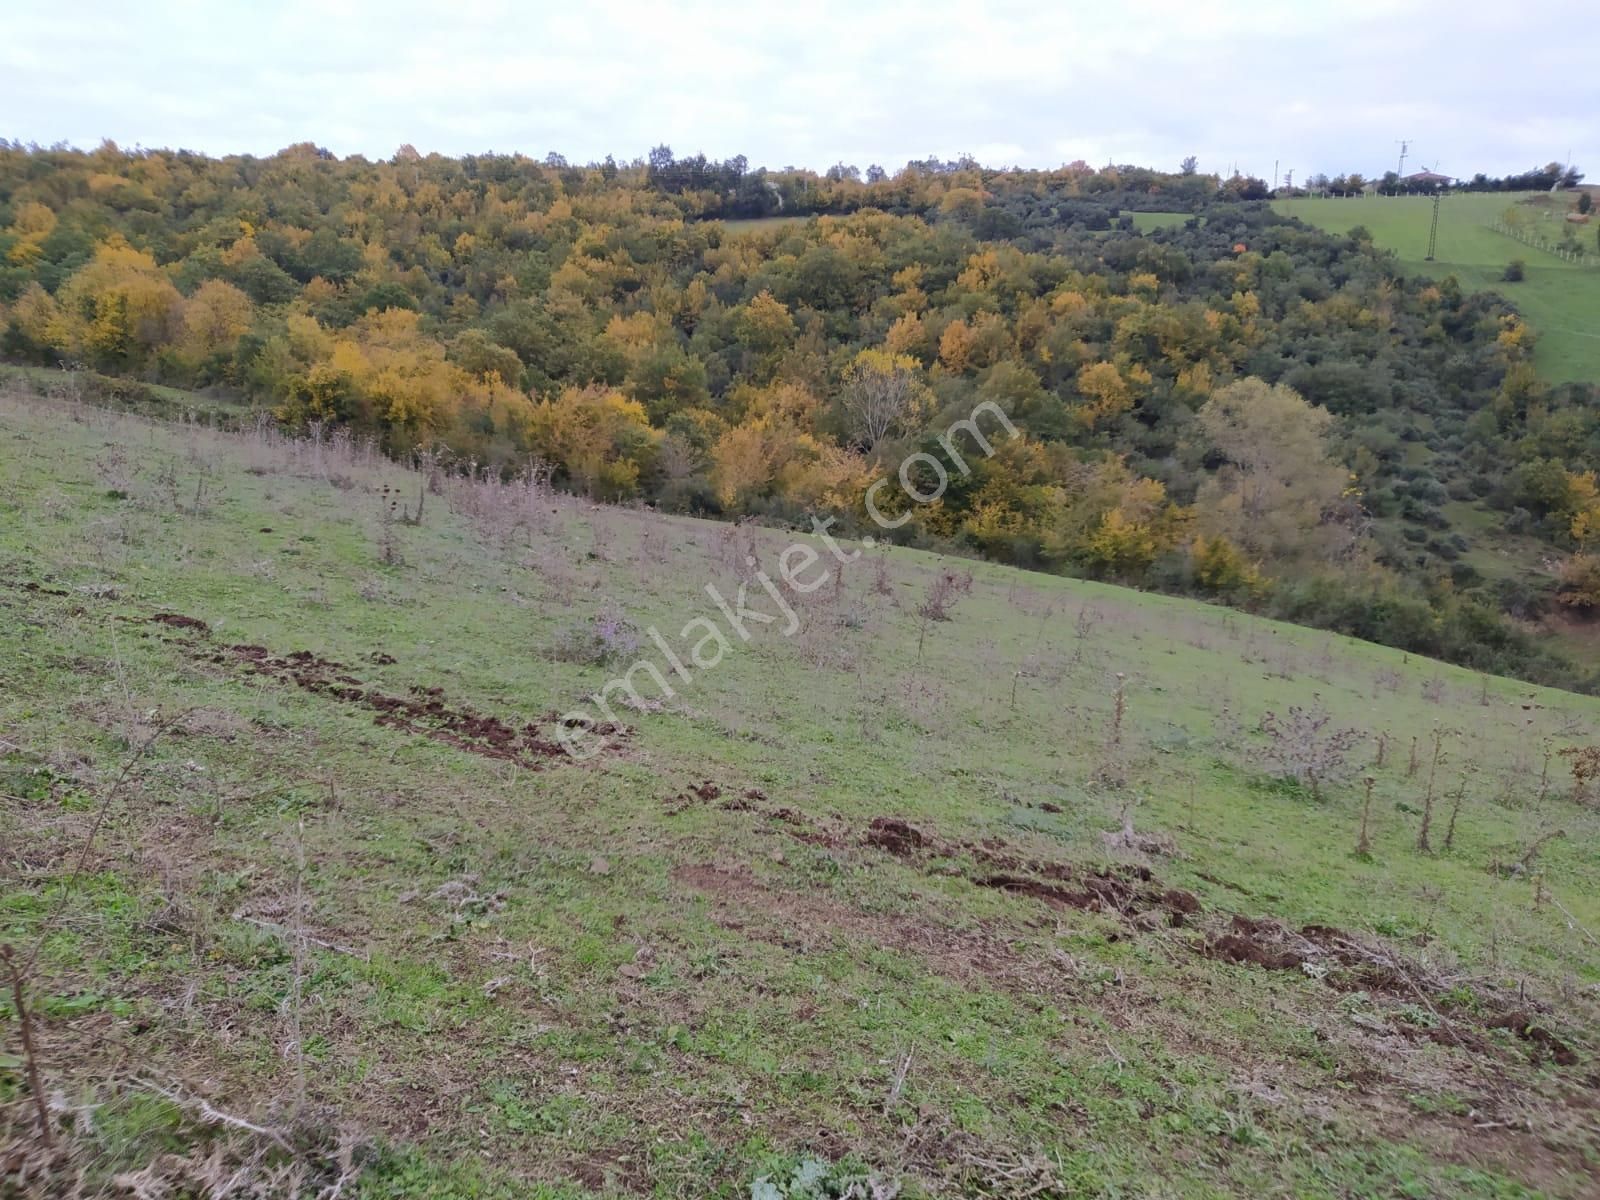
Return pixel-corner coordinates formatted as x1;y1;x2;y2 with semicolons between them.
1274;191;1600;383
4;389;1600;1198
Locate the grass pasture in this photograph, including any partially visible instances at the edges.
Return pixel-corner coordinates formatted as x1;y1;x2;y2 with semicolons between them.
3;390;1600;1197
1128;211;1190;232
1274;191;1600;383
718;214;814;235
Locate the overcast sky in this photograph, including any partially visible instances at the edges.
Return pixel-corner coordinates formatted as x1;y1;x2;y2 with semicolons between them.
4;0;1594;182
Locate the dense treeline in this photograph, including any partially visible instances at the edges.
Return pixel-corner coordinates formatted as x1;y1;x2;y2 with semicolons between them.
1299;162;1584;197
1;141;1596;689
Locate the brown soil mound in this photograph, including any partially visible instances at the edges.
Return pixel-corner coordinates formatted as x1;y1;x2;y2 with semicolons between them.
140;612;626;768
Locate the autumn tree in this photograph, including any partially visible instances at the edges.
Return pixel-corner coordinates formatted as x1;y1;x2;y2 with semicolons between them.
1074;361;1146;428
1557;555;1600;615
181;279;254;372
527;386;659;500
53;239;185;371
1194;378;1357;568
840;348;929;451
1568;472;1600;550
4;282;60;358
734;290;795;357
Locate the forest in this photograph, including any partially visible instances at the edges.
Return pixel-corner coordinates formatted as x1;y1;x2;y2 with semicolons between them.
2;141;1597;689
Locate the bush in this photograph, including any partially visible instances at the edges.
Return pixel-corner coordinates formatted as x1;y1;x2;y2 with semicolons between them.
1502;259;1526;282
548;599;641;665
1557;555;1600;615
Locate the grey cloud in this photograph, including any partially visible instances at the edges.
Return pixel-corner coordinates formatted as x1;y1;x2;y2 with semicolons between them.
2;0;1592;179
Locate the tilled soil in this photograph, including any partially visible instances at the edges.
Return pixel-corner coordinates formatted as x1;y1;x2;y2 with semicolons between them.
144;613;627;768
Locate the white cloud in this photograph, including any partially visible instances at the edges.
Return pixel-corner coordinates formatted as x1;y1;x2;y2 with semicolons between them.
1;0;1593;180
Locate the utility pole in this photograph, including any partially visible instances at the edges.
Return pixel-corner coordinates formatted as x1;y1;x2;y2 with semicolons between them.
1272;159;1278;196
1396;139;1411;179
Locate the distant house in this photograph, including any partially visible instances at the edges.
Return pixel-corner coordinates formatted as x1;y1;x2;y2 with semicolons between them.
1404;169;1455;189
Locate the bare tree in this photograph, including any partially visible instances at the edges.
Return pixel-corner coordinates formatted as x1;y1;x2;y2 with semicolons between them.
1416;725;1450;852
841;351;923;451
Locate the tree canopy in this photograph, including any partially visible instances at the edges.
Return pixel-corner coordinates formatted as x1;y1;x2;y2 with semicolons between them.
3;140;1596;689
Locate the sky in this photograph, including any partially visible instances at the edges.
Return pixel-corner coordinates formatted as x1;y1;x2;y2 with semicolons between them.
3;0;1595;183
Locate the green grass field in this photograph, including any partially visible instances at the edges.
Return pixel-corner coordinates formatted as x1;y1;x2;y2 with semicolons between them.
1129;211;1190;232
4;390;1600;1197
1274;192;1600;384
719;215;814;235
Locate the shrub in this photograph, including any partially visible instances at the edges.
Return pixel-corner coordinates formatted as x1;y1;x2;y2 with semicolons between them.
1191;534;1261;595
1556;555;1600;615
917;567;974;622
1258;700;1365;800
548;599;641;665
1502;259;1525;282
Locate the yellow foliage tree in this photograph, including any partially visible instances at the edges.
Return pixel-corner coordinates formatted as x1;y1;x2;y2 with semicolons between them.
1496;314;1534;363
884;312;927;359
734;290;795;356
182;279;255;364
1570;472;1600;550
53;238;185;370
1556;555;1600;614
6;201;56;266
7;282;60;351
710;420;783;509
527;386;658;500
601;310;670;368
1085;507;1158;574
966;311;1011;369
938;319;973;373
1127;271;1160;298
1191;533;1262;593
1040;457;1185;574
1075;361;1133;427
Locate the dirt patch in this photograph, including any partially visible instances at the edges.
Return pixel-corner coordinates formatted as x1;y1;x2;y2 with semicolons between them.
975;868;1199;927
1203;916;1386;976
1206;930;1305;971
664;779;746;814
1202;915;1590;1075
866;816;925;856
1200;916;1430;986
856;816;1593;1085
146;617;626;768
15;579;70;597
564;1145;648;1194
1488;1012;1579;1067
228;649;614;771
863;815;1198;926
712;787;768;813
150;612;212;634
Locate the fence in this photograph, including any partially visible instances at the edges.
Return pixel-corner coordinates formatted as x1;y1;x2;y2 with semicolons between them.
1488;222;1596;266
